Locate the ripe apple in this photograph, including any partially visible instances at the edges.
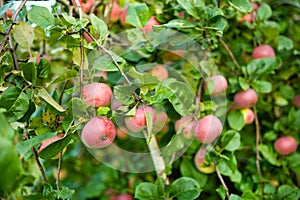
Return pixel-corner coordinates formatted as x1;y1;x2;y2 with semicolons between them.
175;116;197;139
194;148;215;174
252;44;275;59
81;117;116;148
125;106;156;132
293;94;300;108
143;16;160;34
120;8;130;27
149;65;169;80
117;194;134;200
234;88;258;108
239;13;253;23
274;136;298;155
82;83;112;107
110;1;121;22
5;9;12;18
252;2;259;11
195;115;223;144
241;108;255;124
205;75;228;95
72;0;95;13
38;134;66;159
153;111;169;133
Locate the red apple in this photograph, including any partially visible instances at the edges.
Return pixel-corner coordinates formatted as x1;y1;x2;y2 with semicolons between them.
195;115;223;144
104;189;118;200
125;106;156;132
205;75;228;95
149;65;169;80
38;134;64;153
72;0;95;13
293;94;300;108
153;111;169;133
143;16;160;34
5;9;12;18
81;117;116;148
110;1;121;22
241;108;255;124
252;2;259;11
234;88;258;108
194;148;215;174
252;44;275;59
239;13;253;23
175;116;197;139
120;8;130;27
274;136;298;155
117;194;134;200
82;83;113;107
36;54;51;63
84;32;93;43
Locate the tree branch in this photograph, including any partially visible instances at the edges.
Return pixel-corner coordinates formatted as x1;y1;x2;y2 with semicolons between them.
218;37;241;70
32;147;48;184
215;165;230;198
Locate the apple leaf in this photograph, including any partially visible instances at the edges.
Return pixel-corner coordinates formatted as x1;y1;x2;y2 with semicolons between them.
90;14;108;39
228;0;252;13
47;70;78;86
20;62;37;85
126;3;150;28
251;80;272;93
246;57;282;79
228;194;243;200
28;6;54;29
277;185;300;200
258;144;281;166
38;88;65;112
135;182;163;200
257;3;272;21
180;158;208;187
221;130;241;152
177;0;202;19
169;177;202;200
217;151;237;177
113;85;137;105
227;110;245;131
0;112;14;140
12;22;34;48
93;53;126;72
278;35;294;51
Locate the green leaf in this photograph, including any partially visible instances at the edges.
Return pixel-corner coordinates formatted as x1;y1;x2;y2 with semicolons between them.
47;70;78;86
251;80;272;93
28;6;55;29
241;190;260;200
278;35;294;51
228;194;243;200
93;53;126;72
177;0;201;19
145;111;153;142
126;3;150;28
135;182;163;200
246;57;281;79
16;132;57;156
0;112;14;140
57;186;75;200
20;62;37;85
258;144;281;166
113;85;137;105
277;185;300;200
180;158;208;187
228;0;252;13
37;58;50;79
127;67;159;85
38;134;72;159
71;97;88;118
90;14;108;38
0;137;22;193
0;86;29;122
227;110;245;131
97;107;110;116
38;88;65;112
257;3;272;21
12;22;34;48
169;177;202;200
238;77;250;91
217;152;237;176
221;130;241;152
62;13;77;24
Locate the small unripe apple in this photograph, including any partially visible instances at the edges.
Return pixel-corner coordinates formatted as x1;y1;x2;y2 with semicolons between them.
195;115;223;144
241;108;255;124
293;94;300;108
117;194;134;200
125;106;156;132
205;75;228;95
194;148;215;174
252;44;275;59
149;65;168;80
110;1;121;22
82;83;113;107
234;88;258;108
274;136;298;155
72;0;95;13
143;16;160;34
81;117;116;148
175;116;197;139
38;134;66;159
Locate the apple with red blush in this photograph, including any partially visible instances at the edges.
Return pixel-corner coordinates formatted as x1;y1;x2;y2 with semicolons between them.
175;116;197;139
234;88;258;108
149;65;169;80
274;136;298;155
72;0;95;13
293;94;300;108
241;108;255;124
252;44;275;59
205;75;228;95
110;1;121;22
194;148;215;174
142;16;160;34
38;134;66;159
82;83;112;108
117;193;134;200
195;115;223;144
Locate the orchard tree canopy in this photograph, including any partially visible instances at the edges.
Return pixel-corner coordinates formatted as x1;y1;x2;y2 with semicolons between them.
0;0;300;199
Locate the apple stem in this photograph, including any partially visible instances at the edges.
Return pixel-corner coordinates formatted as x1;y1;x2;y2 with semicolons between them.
218;37;241;70
254;107;264;194
215;165;230;198
144;131;169;184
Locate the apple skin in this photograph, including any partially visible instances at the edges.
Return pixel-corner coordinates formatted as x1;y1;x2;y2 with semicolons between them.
116;127;128;139
175;116;197;139
234;89;258;108
38;134;66;159
143;16;160;34
293;94;300;108
252;44;276;59
6;9;12;18
82;83;113;108
72;0;95;13
239;13;253;23
195;115;223;144
84;32;93;43
117;194;134;200
241;108;255;124
36;54;51;63
149;65;169;80
81;117;116;148
153;111;169;133
274;136;298;155
120;8;131;27
194;148;215;174
110;1;121;22
205;75;228;95
125;106;156;132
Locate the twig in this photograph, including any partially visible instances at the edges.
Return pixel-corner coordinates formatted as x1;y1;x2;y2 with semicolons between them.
56;151;63;191
218;37;241;70
32;147;48;184
254;106;264;194
195;79;204;117
215;165;230;198
79;32;85;97
0;0;28;54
